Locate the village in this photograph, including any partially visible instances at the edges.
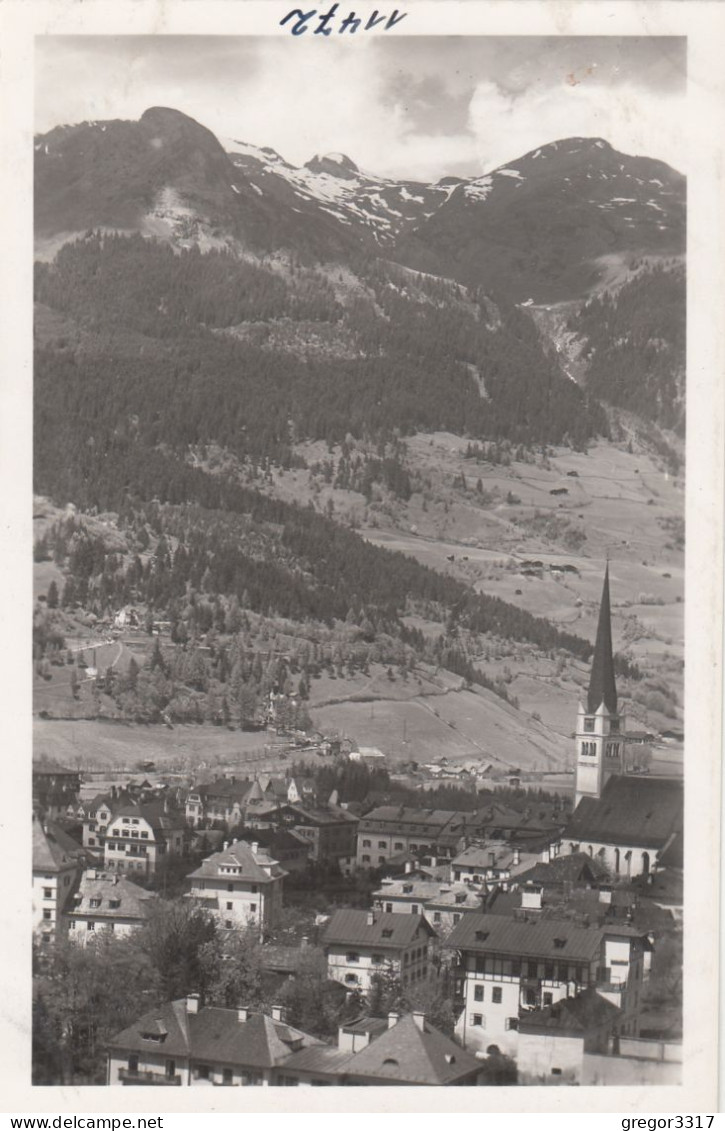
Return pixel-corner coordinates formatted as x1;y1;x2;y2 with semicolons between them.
32;570;684;1088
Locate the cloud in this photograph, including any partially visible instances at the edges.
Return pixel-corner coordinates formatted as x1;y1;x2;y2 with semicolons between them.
468;75;688;173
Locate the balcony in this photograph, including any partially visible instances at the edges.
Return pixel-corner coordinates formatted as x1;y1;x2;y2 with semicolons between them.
118;1068;181;1086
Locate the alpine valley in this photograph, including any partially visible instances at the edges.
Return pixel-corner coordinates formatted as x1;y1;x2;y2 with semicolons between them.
33;107;685;784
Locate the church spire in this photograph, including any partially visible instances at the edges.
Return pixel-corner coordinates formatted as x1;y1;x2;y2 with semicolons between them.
587;564;618;715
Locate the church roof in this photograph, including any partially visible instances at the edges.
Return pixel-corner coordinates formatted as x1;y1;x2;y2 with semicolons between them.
587;565;618;715
565;776;683;850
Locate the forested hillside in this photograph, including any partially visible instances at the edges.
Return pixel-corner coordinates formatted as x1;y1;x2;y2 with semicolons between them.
567;263;685;433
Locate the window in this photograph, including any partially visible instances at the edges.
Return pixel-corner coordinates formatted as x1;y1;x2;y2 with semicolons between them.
131;831;139;838
474;985;484;1002
385;903;393;913
492;987;502;1004
394;842;404;850
141;832;149;839
90;898;101;909
88;837;96;847
225;920;233;929
344;973;358;984
471;1014;483;1027
87;921;95;932
453;914;461;924
362;855;370;864
433;912;441;924
411;904;419;914
346;952;360;963
581;741;596;757
378;856;385;864
166;1060;176;1079
378;841;387;849
69;920;75;930
505;1018;518;1031
524;988;536;1006
226;902;233;911
372;954;384;965
544;962;554;979
43;888;52;899
227;883;234;892
122;818;129;824
197;1065;210;1080
251;885;258;894
362;840;371;848
107;842;115;851
551;1068;562;1077
250;904;257;913
223;1068;233;1085
128;1055;139;1073
543;992;553;1007
583;717;595;733
382;929;393;939
43;909;52;920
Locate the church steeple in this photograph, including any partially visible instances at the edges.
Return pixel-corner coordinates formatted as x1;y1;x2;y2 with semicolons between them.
574;565;625;807
587;564;618;715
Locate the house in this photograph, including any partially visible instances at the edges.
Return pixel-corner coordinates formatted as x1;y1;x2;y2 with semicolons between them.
322;909;435;994
445;911;651;1056
449;843;539;890
107;997;323;1086
185;778;253;828
515;851;609;891
66;870;156;944
32;814;88;944
235;827;311;874
186;839;286;936
103;802;186;877
356;807;470;869
272;801;359;865
279;1011;485;1086
79;793;116;853
32;758;81;819
372;878;484;936
516;988;622;1085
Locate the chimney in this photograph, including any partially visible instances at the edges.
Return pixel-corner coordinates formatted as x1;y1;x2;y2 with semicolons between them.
237;1006;249;1022
186;994;200;1015
430;856;437;868
521;884;543;911
271;1005;285;1023
513;848;520;866
232;837;237;845
87;869;97;881
223;841;229;851
412;1011;425;1032
488;851;496;868
251;842;259;856
405;860;413;874
367;910;376;926
301;935;309;949
387;1011;400;1030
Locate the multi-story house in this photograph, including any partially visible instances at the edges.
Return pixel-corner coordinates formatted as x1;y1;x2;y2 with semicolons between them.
103;802;186;877
79;793;115;854
108;997;322;1086
356;807;469;870
446;910;651;1056
274;801;359;865
32;814;88;944
322;909;435;994
373;877;484;937
186;839;286;936
66;870;156;944
185;778;253;828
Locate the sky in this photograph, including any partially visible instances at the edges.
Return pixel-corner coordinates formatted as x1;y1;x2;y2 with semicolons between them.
35;35;687;180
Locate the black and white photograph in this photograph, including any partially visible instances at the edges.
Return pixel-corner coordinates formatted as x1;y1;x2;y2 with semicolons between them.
2;0;722;1114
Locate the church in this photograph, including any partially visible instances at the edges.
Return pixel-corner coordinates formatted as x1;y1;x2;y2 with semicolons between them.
560;566;683;879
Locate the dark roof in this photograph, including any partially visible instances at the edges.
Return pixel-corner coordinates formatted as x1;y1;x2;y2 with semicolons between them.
358;807;467;836
444;912;616;962
565;776;683;850
587;565;618;715
518;988;621;1035
281;802;358;827
322;910;434;950
33;816;87;873
68;872;156;921
109;802;185;833
658;830;683;871
341;1014;482;1085
516;852;609;887
108;1002;321;1067
277;1045;353;1076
